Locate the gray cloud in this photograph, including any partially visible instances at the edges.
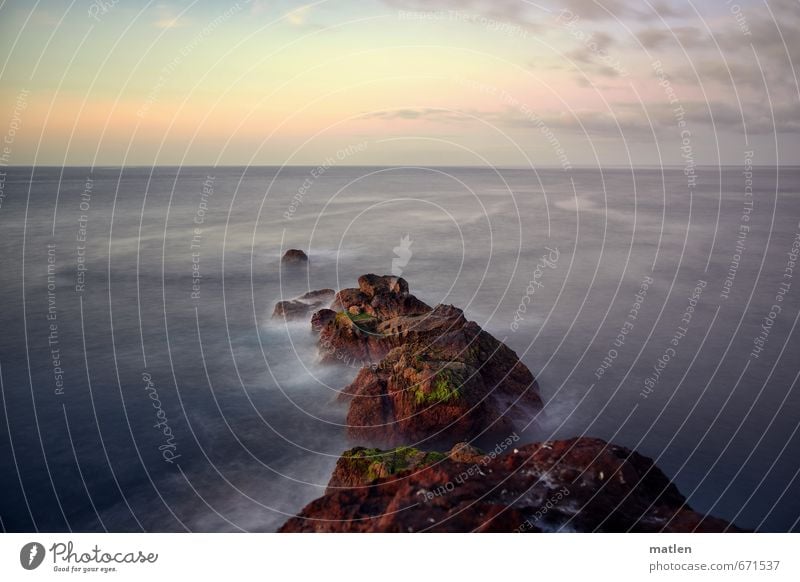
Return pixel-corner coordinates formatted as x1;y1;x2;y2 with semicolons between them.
385;0;531;22
640;1;799;109
359;108;478;122
357;98;800;138
385;0;685;23
377;0;799;140
636;26;707;49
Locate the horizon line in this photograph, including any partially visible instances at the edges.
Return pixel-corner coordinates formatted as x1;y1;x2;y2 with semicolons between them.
2;164;797;170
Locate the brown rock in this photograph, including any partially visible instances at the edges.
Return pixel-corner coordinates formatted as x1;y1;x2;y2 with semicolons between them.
272;289;335;321
339;304;541;445
313;276;541;443
357;274;409;297
325;445;446;495
448;442;485;463
279;437;744;533
311;308;336;331
330;274;430;320
281;249;308;265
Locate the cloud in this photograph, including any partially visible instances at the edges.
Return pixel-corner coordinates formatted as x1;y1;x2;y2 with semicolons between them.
285;5;312;26
373;0;800;140
558;0;685;21
154;17;186;29
608;99;800;135
672;60;766;90
646;2;800;105
358;105;650;136
359;108;476;122
563;48;625;77
385;0;530;21
635;26;707;49
357;99;800;138
384;0;673;24
153;5;189;29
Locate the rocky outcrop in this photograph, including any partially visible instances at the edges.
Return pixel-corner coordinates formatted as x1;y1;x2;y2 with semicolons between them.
281;249;308;265
340;305;541;444
280;438;742;533
273;289;335;320
314;275;429;364
269;271;741;533
312;276;541;444
330;274;432;320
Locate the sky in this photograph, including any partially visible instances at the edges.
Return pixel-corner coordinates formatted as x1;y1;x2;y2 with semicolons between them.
0;0;798;166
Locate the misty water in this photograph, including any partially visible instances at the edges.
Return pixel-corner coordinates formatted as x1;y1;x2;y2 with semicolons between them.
0;165;798;532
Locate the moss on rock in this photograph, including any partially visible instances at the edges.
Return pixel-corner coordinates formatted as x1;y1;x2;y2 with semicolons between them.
338;445;446;484
412;367;463;406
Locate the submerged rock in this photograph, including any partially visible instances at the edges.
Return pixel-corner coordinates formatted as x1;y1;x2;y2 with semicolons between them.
280;437;742;533
311;308;337;330
281;249;309;265
272;289;335;320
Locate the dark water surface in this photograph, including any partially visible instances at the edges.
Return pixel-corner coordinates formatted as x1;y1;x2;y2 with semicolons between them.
0;165;798;531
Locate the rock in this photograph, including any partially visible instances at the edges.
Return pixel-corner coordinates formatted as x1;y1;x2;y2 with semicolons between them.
272;289;335;320
312;276;542;443
316;285;439;366
281;249;308;265
279;437;743;533
301;288;335;301
341;341;540;445
311;308;337;331
325;446;446;494
330;274;431;320
330;288;368;312
357;274;409;297
315;309;382;365
448;442;484;463
336;303;541;445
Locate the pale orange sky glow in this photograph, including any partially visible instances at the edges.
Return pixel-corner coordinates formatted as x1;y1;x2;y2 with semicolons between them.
1;0;798;166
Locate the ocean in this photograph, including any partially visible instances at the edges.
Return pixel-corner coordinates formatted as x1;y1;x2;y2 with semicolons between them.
0;165;798;532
